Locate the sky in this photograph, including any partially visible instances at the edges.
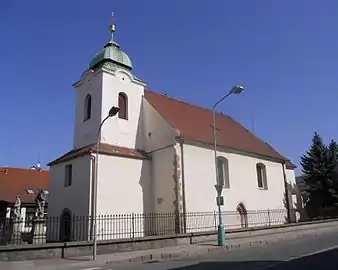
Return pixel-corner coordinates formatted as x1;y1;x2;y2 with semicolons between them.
0;1;337;175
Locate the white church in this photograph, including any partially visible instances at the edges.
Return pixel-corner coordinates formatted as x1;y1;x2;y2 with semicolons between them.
47;17;297;241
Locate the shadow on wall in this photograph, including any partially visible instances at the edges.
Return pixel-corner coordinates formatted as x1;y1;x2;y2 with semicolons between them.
139;159;155;236
136;99;179;237
136;100;156;236
135;96;145;151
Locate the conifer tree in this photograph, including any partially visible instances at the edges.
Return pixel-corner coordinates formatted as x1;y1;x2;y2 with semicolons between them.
326;139;338;204
300;133;333;207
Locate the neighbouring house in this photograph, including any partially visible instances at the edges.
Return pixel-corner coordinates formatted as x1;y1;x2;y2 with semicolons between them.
47;17;297;242
295;175;338;219
0;167;50;235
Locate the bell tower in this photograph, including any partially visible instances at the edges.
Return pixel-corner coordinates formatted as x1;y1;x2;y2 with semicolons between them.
73;13;147;150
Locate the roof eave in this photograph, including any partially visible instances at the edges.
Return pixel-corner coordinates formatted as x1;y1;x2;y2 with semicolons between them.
48;144;150;166
181;138;296;168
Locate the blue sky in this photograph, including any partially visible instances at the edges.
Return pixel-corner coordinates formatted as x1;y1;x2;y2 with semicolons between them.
1;1;337;174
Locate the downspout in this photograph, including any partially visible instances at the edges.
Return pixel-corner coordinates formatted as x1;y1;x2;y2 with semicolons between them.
177;137;187;233
89;155;96;240
282;160;291;223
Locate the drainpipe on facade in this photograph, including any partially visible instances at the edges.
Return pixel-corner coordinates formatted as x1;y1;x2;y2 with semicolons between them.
282;160;291;223
89;156;96;240
177;137;187;233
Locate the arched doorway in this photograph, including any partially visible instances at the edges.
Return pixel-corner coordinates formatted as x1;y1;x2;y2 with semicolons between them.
237;203;248;228
59;209;72;242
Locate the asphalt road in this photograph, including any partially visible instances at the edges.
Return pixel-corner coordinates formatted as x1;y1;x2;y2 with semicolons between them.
4;230;338;270
100;230;338;270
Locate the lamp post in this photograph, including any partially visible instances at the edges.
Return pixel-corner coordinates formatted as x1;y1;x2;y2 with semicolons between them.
213;85;244;247
92;106;120;260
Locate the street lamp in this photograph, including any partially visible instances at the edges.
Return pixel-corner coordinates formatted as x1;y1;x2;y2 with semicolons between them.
92;106;120;260
213;85;244;247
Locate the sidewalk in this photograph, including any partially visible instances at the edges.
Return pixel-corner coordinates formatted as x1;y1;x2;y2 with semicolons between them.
0;225;335;270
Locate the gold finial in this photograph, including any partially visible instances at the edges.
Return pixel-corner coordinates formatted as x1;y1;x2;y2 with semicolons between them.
110;12;116;40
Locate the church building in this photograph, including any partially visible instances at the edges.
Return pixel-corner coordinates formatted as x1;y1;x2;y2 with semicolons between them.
47;16;297;241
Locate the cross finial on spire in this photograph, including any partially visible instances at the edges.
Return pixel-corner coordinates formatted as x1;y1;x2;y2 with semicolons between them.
109;12;116;41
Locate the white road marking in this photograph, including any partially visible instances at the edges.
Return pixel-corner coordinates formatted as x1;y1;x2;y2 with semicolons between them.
255;244;338;269
80;267;102;270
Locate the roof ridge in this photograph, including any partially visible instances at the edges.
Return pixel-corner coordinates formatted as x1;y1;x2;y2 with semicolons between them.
0;166;49;172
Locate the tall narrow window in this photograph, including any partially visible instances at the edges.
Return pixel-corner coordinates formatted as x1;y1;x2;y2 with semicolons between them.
118;92;128;120
84;94;92;121
256;163;268;189
64;164;72;187
216;156;230;189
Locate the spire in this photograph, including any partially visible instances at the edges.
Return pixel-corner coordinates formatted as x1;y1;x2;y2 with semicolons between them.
109;12;116;42
30;152;42;171
37;151;41;170
105;12;119;48
89;12;132;70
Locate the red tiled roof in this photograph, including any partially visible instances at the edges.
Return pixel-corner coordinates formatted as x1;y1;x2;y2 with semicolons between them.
144;90;296;169
0;167;50;203
48;143;149;166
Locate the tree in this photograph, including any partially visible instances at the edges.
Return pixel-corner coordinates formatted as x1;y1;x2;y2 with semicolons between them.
300;133;337;208
326;139;338;203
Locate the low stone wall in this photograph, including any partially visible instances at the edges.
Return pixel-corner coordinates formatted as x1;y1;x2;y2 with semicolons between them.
1;218;338;261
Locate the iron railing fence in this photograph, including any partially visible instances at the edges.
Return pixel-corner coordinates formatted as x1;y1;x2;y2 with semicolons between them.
0;209;289;245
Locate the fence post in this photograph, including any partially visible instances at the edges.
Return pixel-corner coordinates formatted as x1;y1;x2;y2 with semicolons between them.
132;213;135;239
268;209;271;227
213;211;217;230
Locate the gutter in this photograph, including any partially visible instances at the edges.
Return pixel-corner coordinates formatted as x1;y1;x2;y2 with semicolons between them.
282;160;292;223
177;136;187;233
89;156;96;240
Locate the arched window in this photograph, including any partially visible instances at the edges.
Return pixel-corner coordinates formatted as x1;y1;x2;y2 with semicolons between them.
84;94;92;121
118;92;128;120
256;163;268;189
216;156;230;189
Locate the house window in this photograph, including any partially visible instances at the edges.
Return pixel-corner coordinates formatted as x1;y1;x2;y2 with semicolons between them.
118;92;128;120
256;163;268;189
216;156;230;189
84;94;92;121
64;164;72;187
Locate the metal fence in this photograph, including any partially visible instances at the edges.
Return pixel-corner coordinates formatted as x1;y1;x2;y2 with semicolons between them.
0;209;288;245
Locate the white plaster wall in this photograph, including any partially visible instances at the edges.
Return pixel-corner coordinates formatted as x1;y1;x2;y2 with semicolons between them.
152;147;176;214
286;168;297;208
100;69;145;149
95;154;152;239
286;168;300;222
182;144;288;232
47;155;92;241
286;169;296;185
74;71;103;149
151;146;178;235
140;99;177;152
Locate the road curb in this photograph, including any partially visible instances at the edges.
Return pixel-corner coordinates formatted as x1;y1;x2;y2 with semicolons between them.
104;229;324;265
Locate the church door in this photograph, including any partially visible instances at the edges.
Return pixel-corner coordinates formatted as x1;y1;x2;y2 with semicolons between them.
59;209;72;242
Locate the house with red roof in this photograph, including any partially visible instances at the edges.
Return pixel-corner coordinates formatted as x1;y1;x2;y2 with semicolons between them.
0;167;49;240
47;17;297;241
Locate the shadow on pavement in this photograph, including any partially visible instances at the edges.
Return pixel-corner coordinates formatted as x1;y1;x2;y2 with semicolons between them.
171;248;338;269
169;261;280;270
